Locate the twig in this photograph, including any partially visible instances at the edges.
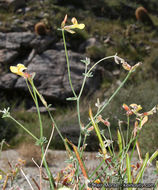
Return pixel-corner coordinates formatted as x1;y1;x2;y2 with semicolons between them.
32;158;42;190
20;168;35;190
40;123;55;167
31;177;40;190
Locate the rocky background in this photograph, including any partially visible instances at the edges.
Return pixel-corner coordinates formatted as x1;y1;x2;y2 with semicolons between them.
0;0;158;154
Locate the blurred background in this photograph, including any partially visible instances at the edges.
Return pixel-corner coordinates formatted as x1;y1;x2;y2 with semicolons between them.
0;0;158;156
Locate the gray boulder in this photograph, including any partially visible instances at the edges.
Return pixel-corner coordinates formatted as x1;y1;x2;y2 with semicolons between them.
0;32;35;50
0;49;18;64
0;73;18;89
13;49;102;100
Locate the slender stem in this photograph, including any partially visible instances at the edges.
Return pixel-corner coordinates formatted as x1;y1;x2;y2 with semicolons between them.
80;134;87;157
126;116;130;146
29;80;55;190
77;99;82;149
31;80;43;137
47;108;72;155
47;108;65;142
120;134;136;164
62;29;77;97
85;71;132;129
9;115;38;141
78;64;88;99
130;131;140;161
41;124;54;167
20;168;35;190
77;65;88;149
108;126;115;157
41;146;55;189
119;122;125;150
87;55;115;75
25;79;36;103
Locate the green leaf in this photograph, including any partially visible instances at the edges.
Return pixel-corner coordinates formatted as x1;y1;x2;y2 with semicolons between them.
117;130;122;157
148;150;158;165
66;97;78;101
83;72;93;77
126;153;132;187
36;137;48;146
81;57;90;66
135;152;149;183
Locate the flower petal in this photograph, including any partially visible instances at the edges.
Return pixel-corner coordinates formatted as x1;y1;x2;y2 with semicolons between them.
76;23;85;29
141;116;148;128
17;64;27;72
10;64;27;77
10;66;18;74
65;28;76;34
71;17;78;25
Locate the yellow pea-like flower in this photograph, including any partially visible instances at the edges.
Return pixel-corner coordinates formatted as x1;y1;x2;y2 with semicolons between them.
10;64;28;77
71;17;85;30
61;15;85;34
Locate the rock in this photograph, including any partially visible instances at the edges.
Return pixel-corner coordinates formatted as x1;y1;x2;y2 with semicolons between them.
0;49;18;64
54;127;99;151
27;106;55;113
0;31;55;56
0;73;18;89
0;32;35;50
79;37;99;52
6;49;102;101
31;35;55;53
5;0;26;11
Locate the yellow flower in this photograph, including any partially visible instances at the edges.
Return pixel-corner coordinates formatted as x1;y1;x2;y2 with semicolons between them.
130;104;142;112
70;17;85;29
61;15;85;34
10;64;29;78
0;175;2;180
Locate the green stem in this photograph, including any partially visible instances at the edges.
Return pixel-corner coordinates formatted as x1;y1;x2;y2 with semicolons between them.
78;64;88;99
30;80;43;137
120;134;137;164
47;108;72;156
77;65;88;149
41;146;55;189
47;108;65;143
89;108;107;157
80;134;87;157
108;126;115;157
126;116;130;146
87;55;115;75
85;71;132;129
77;99;82;149
9;115;38;141
130;131;140;161
126;153;132;189
62;29;77;97
30;80;55;190
25;79;36;103
135;152;149;183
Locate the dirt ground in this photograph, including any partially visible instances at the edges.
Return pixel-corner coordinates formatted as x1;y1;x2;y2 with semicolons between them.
0;149;157;189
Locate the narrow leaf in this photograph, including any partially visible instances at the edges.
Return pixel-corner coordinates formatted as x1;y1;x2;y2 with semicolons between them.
135;152;149;183
148;150;158;165
66;97;77;101
117;130;122;157
89;108;107;158
126;153;132;187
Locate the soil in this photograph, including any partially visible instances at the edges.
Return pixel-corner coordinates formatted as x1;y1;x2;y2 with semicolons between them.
0;149;157;190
